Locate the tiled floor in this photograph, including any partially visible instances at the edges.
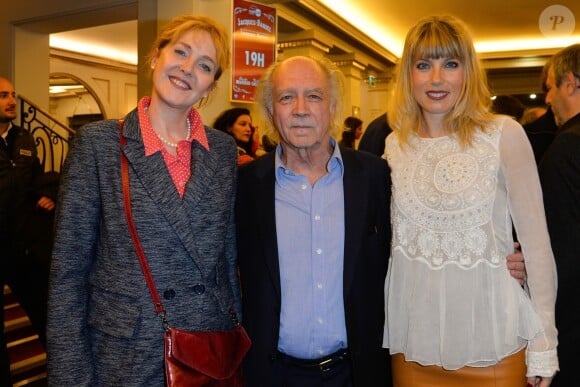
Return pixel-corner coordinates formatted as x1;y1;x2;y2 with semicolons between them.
3;286;47;386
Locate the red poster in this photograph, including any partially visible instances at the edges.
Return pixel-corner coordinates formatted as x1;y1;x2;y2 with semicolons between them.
232;0;276;102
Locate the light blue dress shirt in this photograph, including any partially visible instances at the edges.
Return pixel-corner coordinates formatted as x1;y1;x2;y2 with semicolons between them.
274;140;347;359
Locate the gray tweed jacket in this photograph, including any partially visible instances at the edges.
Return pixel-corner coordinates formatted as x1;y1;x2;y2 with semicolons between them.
46;109;240;386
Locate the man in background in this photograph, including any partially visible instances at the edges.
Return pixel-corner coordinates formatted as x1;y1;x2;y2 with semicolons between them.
357;112;392;157
0;76;58;383
537;44;580;386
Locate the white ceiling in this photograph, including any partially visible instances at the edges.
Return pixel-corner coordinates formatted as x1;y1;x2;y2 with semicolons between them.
315;0;579;58
50;20;138;64
49;0;580;66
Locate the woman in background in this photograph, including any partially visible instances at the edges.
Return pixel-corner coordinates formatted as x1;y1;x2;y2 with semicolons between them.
339;116;363;148
47;15;242;385
383;15;558;387
213;107;264;165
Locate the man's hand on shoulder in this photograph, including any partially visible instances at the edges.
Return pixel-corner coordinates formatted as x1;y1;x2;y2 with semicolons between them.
507;242;526;286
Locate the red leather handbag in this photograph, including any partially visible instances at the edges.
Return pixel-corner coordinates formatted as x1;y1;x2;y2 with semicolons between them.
119;120;251;386
164;323;250;386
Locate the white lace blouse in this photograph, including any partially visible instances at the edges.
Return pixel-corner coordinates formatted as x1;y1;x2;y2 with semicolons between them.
382;116;558;377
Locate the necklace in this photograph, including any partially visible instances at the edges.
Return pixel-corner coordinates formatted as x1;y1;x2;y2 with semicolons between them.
156;118;191;148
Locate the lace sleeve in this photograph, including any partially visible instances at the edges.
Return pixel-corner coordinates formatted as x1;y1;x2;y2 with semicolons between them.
498;117;559;377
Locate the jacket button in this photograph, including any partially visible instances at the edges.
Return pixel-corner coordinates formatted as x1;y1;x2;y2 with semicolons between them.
163;289;176;300
192;284;205;295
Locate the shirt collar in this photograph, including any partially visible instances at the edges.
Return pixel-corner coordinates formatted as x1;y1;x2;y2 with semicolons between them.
1;122;13;140
138;96;209;156
275;137;344;182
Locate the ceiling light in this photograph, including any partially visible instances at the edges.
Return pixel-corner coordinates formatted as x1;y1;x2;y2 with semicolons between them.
49;85;85;95
475;36;580;53
49;36;138;65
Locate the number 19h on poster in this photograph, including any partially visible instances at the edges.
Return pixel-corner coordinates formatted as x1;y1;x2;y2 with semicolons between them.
245;50;265;67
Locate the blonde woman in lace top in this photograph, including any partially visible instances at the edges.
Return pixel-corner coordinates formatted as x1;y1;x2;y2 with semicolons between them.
382;15;558;387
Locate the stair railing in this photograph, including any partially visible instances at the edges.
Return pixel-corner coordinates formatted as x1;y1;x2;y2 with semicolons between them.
18;95;76;173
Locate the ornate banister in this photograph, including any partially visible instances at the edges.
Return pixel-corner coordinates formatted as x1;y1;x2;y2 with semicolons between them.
18;95;76;173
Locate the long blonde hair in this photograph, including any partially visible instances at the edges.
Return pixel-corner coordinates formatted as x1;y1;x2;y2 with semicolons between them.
388;15;493;147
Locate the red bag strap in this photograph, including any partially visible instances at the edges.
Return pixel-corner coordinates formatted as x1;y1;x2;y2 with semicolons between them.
119;119;169;327
119;119;240;328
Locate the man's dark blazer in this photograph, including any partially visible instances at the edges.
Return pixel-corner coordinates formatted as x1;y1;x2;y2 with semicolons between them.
538;112;580;387
358;113;392;157
236;146;392;386
523;107;558;165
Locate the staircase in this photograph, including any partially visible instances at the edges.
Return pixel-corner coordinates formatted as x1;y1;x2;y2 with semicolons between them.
3;285;47;386
1;96;73;387
0;96;74;387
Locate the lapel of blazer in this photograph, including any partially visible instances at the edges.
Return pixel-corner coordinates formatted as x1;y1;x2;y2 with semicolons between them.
181;137;222;274
341;148;367;299
120;113;207;276
183;134;221;209
253;153;282;300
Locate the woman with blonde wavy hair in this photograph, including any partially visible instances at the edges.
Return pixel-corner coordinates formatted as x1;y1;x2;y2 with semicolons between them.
382;15;558;387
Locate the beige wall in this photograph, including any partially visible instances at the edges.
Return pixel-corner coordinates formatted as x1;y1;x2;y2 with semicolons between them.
49;51;138;121
2;0;138;112
2;0;547;135
3;0;399;133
